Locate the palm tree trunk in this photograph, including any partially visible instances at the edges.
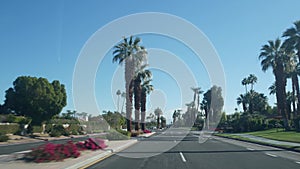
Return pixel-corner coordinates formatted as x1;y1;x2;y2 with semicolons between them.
275;67;290;130
293;74;300;116
140;91;146;131
292;75;297;117
157;115;160;129
134;79;141;131
125;58;134;132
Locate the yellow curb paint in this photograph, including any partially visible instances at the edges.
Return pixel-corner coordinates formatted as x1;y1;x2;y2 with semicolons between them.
78;152;114;169
79;140;138;169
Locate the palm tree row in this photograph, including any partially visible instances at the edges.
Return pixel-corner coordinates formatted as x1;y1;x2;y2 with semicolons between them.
259;20;300;130
113;36;153;132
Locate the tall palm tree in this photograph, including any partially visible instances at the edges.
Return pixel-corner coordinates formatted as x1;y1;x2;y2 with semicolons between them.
191;87;202;123
285;55;298;117
133;66;152;131
259;38;290;130
140;79;153;131
116;90;121;112
248;74;258;91
241;78;249;94
172;109;181;125
121;92;126;113
283;20;300;115
113;36;146;132
154;107;163;129
237;94;248;112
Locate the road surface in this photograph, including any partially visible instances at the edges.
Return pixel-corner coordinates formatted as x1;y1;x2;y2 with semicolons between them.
87;129;300;169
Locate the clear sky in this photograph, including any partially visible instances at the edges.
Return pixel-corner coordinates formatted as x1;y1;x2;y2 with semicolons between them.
1;0;300;123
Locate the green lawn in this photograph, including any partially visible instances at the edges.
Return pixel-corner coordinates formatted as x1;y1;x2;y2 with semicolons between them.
245;129;300;143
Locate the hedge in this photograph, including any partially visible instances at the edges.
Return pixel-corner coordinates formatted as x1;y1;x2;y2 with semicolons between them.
0;123;19;134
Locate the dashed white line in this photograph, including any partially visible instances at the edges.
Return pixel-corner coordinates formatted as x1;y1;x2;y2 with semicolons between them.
179;152;186;162
246;148;255;151
265;153;277;157
295;161;300;164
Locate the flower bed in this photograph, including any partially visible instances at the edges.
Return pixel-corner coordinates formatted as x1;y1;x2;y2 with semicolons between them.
25;138;107;163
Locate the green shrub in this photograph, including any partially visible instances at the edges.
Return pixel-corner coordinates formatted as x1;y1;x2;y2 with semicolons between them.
69;123;83;135
0;124;19;134
105;130;129;140
293;116;300;132
49;125;68;137
0;133;9;142
32;125;43;133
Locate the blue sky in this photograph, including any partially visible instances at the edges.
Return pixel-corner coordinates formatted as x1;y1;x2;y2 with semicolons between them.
1;0;300;123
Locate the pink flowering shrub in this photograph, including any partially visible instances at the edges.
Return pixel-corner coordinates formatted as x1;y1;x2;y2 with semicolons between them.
77;138;107;150
25;138;107;163
25;141;80;163
143;129;152;134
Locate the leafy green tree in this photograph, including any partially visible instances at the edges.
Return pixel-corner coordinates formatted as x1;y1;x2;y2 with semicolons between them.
113;36;147;132
4;76;67;126
259;39;291;130
102;111;126;130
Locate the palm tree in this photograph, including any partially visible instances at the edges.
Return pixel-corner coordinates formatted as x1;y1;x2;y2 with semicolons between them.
191;87;202;123
116;90;121;112
259;38;290;130
285;55;298;116
172;109;181;125
154;107;163;129
140;79;153;131
283;20;300;115
237;94;248;112
133;66;152;131
113;36;147;132
241;78;249;93
268;83;276;95
121;92;126;113
248;74;258;91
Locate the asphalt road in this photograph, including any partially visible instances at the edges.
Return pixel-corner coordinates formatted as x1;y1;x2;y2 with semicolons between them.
0;136;89;155
87;129;300;169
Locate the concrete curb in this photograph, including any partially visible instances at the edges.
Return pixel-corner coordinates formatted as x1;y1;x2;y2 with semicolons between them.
67;139;138;169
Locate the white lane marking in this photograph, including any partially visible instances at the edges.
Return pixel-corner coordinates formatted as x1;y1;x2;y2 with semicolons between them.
14;150;31;154
265;153;277;157
246;148;255;151
295;161;300;164
179;152;187;162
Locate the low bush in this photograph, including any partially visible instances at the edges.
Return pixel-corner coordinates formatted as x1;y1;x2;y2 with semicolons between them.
49;125;69;137
0;133;8;142
293;116;300;132
32;125;43;133
0;123;19;134
106;130;130;140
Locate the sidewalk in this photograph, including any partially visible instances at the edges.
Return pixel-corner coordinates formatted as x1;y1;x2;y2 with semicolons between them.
0;139;137;169
233;133;300;147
